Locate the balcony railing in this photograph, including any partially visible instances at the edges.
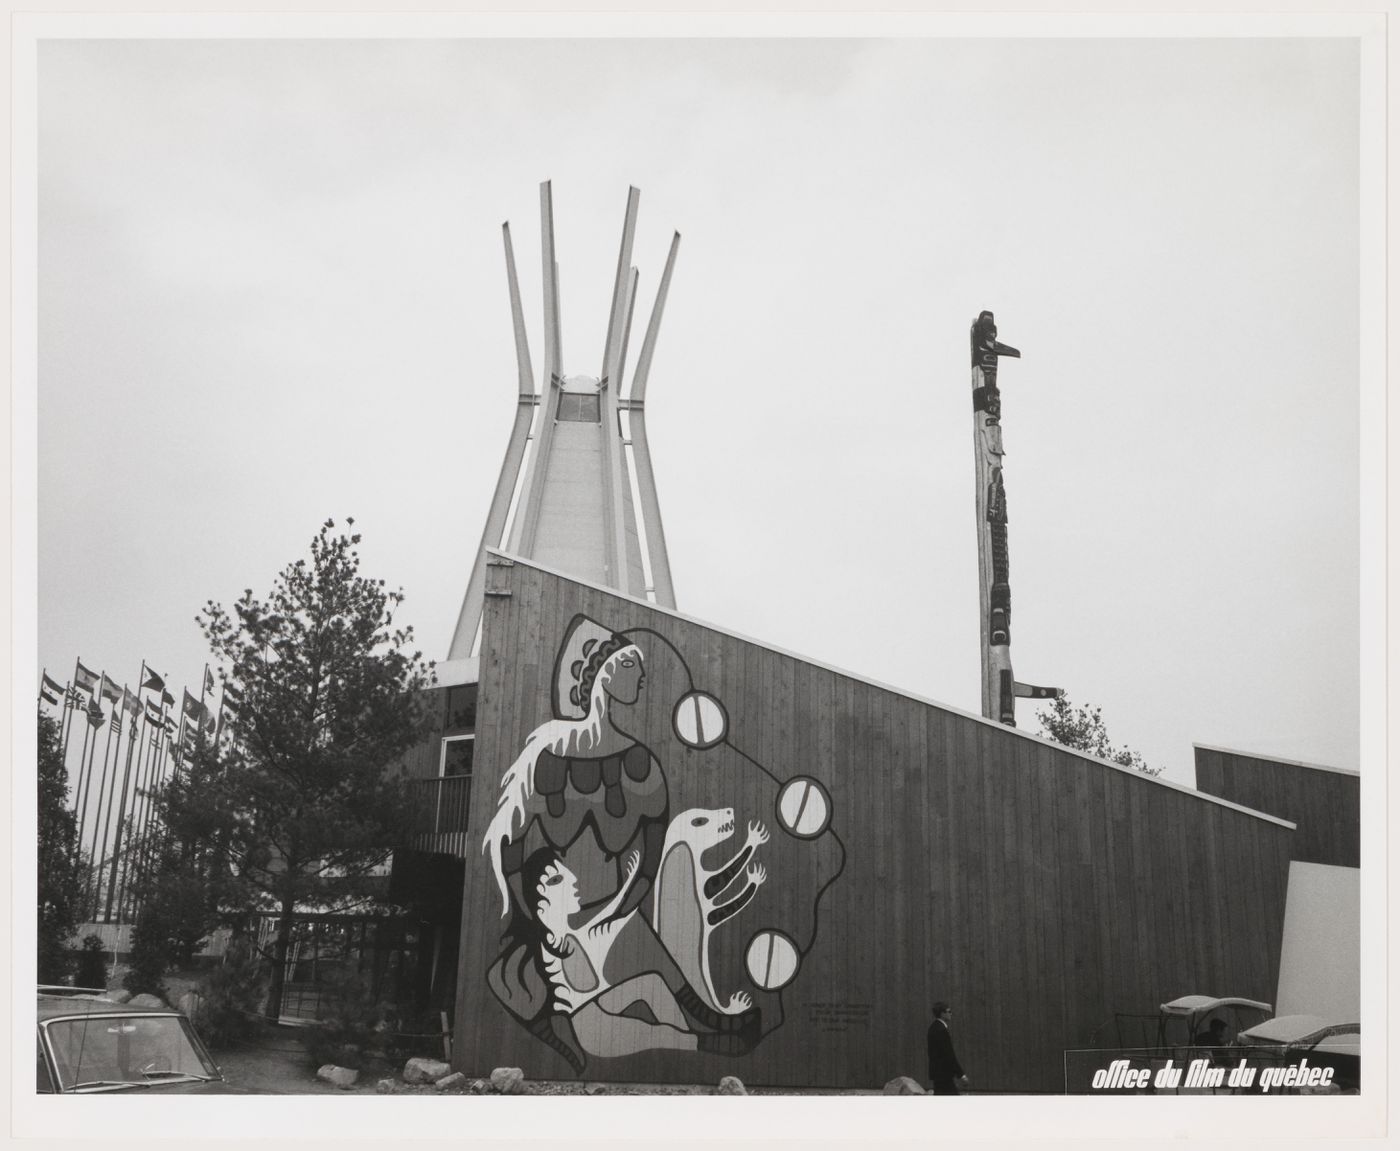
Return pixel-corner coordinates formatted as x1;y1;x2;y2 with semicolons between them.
407;775;472;859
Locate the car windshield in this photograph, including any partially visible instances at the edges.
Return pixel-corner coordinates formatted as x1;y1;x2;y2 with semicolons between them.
43;1014;218;1091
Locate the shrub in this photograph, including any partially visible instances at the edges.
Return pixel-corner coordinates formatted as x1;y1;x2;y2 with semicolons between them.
74;935;108;989
193;951;269;1048
302;967;392;1071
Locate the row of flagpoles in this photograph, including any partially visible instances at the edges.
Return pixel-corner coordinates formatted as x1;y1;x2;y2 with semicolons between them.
38;657;245;927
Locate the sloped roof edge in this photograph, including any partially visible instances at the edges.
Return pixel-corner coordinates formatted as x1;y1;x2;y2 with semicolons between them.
484;549;1298;832
1192;742;1359;778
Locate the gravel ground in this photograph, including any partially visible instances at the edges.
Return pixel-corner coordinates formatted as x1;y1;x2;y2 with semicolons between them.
209;1027;882;1096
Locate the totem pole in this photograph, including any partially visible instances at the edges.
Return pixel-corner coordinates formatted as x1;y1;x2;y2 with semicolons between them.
969;310;1061;726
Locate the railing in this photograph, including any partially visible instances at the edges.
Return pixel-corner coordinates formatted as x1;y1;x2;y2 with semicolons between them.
407;775;472;858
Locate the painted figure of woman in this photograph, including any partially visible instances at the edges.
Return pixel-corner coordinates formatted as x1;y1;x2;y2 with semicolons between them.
483;617;759;1069
525;846;701;1057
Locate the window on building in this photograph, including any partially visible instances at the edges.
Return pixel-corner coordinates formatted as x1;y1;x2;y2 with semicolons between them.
444;683;477;731
557;393;600;422
436;735;474;837
440;734;474;779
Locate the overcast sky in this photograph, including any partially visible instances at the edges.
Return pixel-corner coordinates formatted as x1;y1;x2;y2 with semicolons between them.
32;34;1365;787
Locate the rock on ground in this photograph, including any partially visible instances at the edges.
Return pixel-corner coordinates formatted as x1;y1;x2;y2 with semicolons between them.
127;993;167;1010
490;1066;527;1095
435;1072;467;1092
882;1077;925;1095
375;1078;398;1095
585;1082;607;1095
403;1057;452;1085
317;1064;360;1090
717;1076;747;1096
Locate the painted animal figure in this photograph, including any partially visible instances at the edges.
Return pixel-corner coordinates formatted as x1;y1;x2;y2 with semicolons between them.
653;807;769;1014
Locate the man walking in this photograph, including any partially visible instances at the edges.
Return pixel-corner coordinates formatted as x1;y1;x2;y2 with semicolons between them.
927;1001;970;1095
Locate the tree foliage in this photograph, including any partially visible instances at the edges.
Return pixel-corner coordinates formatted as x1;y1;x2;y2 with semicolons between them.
37;713;87;983
192;518;435;1018
1036;695;1163;776
74;934;109;990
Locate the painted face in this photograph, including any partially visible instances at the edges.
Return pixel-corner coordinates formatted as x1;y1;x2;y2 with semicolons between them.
599;645;645;705
535;860;581;921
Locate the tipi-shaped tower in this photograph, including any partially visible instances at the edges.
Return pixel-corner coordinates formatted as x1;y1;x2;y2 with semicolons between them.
448;183;679;660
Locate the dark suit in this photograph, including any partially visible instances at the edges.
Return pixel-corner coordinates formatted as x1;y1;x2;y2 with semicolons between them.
927;1018;964;1095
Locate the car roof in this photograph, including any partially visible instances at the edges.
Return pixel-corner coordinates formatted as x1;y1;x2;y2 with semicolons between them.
1237;1015;1360;1047
37;994;179;1022
1159;995;1273;1018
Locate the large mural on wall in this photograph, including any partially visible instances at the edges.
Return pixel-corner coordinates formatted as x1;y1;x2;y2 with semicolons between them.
482;614;845;1073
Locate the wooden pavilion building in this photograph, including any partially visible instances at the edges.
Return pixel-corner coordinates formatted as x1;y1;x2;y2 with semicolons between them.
386;184;1356;1092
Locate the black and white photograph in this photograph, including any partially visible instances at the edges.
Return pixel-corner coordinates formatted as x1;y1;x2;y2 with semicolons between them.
13;10;1388;1148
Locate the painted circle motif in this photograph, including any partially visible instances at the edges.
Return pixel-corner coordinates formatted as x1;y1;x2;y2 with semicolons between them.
746;930;800;990
672;691;727;749
776;776;832;839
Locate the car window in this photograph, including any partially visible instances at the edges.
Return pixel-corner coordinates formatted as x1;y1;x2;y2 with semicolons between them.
43;1015;218;1090
36;1036;53;1093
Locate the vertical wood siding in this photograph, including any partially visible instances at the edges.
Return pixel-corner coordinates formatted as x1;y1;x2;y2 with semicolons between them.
1194;747;1358;869
453;559;1295;1092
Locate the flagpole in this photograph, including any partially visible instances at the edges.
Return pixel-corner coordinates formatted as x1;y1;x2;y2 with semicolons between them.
90;687;122;920
60;681;74;760
133;692;168;923
60;687;78;777
71;702;97;866
113;716;144;923
199;664;211;750
125;712;155;921
113;683;145;922
77;710;106;918
101;719;140;923
129;712;162;925
129;694;166;921
60;658;83;762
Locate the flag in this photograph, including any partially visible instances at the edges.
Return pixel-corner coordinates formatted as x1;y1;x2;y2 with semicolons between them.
86;696;105;729
111;710;123;737
145;701;163;726
183;689;201;721
221;695;240;717
163;716;177;734
122;687;140;718
141;666;165;693
40;684;59;707
74;661;98;694
204;713;217;735
162;688;175;707
100;674;122;704
65;686;82;708
43;672;64;696
224;683;244;706
204;666;215;694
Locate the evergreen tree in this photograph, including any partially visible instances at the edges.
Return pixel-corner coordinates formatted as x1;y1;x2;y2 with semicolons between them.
194;519;434;1019
1037;695;1163;776
37;713;87;983
124;747;236;996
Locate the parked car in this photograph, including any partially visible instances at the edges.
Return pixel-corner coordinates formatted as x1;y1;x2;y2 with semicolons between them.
1156;994;1273;1052
36;991;250;1094
1235;1014;1360;1093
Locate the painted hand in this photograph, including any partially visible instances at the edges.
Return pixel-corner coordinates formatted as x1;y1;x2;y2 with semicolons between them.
747;863;767;887
746;820;770;849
